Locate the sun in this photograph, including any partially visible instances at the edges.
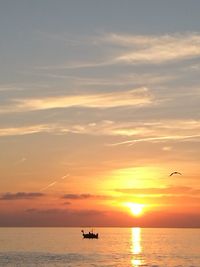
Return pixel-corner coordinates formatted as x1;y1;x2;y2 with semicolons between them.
125;203;145;216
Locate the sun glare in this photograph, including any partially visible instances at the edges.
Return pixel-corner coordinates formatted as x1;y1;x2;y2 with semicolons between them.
126;203;145;216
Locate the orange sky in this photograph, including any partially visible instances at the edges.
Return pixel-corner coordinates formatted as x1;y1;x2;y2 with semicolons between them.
0;1;200;227
0;149;199;226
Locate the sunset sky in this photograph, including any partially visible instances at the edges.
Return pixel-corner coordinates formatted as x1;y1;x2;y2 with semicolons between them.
0;0;200;227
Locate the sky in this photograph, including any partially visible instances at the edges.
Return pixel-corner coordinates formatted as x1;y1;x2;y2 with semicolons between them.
0;0;200;227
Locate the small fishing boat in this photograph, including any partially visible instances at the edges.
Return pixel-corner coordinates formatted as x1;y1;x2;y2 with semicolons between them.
81;230;99;239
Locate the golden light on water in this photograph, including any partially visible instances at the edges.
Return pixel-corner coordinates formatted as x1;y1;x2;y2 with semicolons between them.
131;228;141;254
131;227;142;267
131;259;142;267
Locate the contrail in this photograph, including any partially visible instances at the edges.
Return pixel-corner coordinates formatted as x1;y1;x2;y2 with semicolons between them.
40;173;70;191
108;134;200;146
61;174;69;179
40;181;58;191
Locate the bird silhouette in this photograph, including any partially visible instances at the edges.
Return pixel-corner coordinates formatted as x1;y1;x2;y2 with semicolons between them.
169;171;182;176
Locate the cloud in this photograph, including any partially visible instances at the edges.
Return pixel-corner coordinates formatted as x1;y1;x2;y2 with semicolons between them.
1;119;200;143
2;208;199;227
31;72;173;88
40;174;70;191
62;194;92;200
62;193;110;200
104;32;200;64
36;32;200;70
15;87;151;111
105;119;200;145
0;125;51;136
40;181;57;191
37;60;112;70
0;87;152;115
0;192;45;200
110;133;200;146
26;208;68;214
25;208;105;217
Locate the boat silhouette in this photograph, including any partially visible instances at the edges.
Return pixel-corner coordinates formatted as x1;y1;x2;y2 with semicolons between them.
81;230;99;239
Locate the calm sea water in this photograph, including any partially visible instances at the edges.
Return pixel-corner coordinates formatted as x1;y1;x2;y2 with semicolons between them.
0;228;199;267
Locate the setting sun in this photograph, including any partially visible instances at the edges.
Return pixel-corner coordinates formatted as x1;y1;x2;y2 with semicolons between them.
126;203;145;216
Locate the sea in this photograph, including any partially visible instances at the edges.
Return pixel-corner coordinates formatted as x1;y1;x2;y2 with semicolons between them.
0;227;199;267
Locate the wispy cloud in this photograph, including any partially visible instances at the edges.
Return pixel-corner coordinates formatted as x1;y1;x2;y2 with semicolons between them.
104;32;200;64
107;119;200;145
36;32;200;70
29;72;173;88
1;120;200;142
36;60;112;70
0;192;44;200
16;87;151;111
0;87;152;114
0;125;52;136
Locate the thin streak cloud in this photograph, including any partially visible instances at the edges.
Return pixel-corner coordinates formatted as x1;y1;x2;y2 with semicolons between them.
0;125;52;136
110;134;200;146
40;174;69;192
62;193;111;200
0;88;152;114
40;181;58;192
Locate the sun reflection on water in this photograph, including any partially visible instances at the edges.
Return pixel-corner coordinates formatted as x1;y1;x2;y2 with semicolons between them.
131;227;142;267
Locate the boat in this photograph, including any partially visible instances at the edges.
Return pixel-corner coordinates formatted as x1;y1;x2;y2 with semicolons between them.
81;230;99;239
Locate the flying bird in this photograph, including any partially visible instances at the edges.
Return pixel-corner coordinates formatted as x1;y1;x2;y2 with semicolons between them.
169;171;182;176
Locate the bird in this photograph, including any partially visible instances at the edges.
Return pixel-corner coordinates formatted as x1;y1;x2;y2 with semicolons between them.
169;171;182;176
